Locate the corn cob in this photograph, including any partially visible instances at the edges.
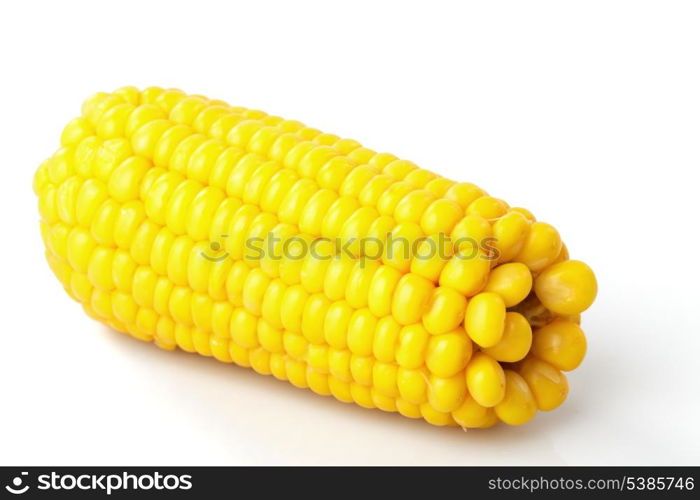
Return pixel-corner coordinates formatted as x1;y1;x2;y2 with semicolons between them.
34;87;597;429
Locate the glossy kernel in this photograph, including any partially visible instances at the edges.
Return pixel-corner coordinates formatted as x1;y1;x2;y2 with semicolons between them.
495;371;537;425
422;287;467;335
534;260;597;315
438;250;491;297
465;353;506;408
531;320;587;371
426;330;472;378
515;222;562;272
483;262;533;307
464;292;506;348
483;312;532;362
391;273;435;325
518;357;569;411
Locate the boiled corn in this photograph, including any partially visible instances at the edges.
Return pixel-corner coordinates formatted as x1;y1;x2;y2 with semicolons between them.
34;86;598;429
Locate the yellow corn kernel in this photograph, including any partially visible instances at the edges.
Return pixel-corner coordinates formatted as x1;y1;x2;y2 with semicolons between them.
428;373;468;413
66;227;95;273
279;285;308;333
367;265;403;317
339;206;379;257
260;279;286;329
465;353;506;407
242;268;271;316
452;395;495;429
307;367;331;396
404;168;438;188
340;164;380;198
328;376;353;403
211;301;233;338
374;180;412;215
397;366;429;405
277;235;311;285
298;236;335;293
483;262;533;307
322;196;359;238
424;177;456;198
420;198;463;235
278;179;318;225
283;332;308;361
323;256;355;301
396;399;422;419
372;390;398;413
307;345;329;374
394;190;436;224
368;152;397;170
323;300;353;349
269;352;287;380
328;348;352;383
382;159;417;180
464;292;506;348
391;273;434;325
483;312;532;362
345;259;380;309
260;169;299;213
531;320;587;371
250;347;272;375
88;247;116;291
253;314;283;351
444;182;485;208
492;211;530;263
372;316;401;363
422;287;467;335
301;293;330;344
548;244;569;270
410;233;453;283
347;308;378;356
518;357;569;411
286;358;308;389
515;222;562;272
316;156;355;191
350;383;375;408
299;189;338;235
62;117;94;147
420;404;457;427
364;215;395;261
534;260;597;315
261;223;300;278
382;222;423;273
450;214;492;251
438;250;491;297
466;196;509;220
495;370;537;425
395;324;430;369
372;362;399;398
230;308;258;349
358;174;395;207
76;179;108;227
350;355;374;385
426;329;472;378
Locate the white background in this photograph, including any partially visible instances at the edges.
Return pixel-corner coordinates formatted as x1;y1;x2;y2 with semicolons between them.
1;0;698;465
